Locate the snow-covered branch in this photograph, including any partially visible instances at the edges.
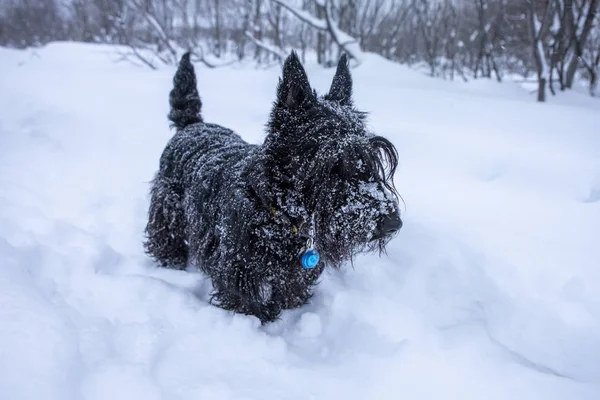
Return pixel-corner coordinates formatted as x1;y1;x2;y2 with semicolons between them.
270;0;327;30
270;0;364;64
244;31;287;61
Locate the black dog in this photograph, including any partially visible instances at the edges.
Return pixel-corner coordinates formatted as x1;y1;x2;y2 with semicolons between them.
144;51;402;323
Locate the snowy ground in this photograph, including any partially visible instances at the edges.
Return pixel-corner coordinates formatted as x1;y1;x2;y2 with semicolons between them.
1;42;599;400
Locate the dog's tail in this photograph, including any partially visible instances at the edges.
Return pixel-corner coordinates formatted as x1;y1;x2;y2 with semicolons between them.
168;52;203;129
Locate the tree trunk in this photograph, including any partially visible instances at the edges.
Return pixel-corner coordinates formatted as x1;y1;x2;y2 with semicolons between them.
528;0;553;102
316;3;326;65
253;0;263;60
214;0;221;57
538;76;547;101
565;0;598;88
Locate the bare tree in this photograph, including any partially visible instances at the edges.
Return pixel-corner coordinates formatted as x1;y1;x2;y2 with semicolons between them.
414;0;449;77
548;0;599;91
564;0;599;88
470;0;505;81
527;0;554;101
580;13;600;95
0;0;66;47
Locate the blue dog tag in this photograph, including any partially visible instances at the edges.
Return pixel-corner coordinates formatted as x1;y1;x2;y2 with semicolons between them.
301;249;320;269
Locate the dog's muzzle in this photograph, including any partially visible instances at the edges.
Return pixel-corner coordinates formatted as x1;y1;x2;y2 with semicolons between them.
372;212;402;241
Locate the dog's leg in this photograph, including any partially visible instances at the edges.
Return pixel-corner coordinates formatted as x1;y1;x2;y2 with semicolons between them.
206;252;320;323
144;156;188;269
206;259;284;323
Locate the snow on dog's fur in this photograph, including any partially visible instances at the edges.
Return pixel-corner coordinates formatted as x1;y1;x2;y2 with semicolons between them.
144;51;402;323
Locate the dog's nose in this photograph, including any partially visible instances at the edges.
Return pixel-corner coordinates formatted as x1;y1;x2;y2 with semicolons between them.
373;212;402;240
382;213;402;234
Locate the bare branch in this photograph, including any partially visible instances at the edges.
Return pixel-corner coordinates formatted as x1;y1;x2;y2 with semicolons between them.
270;0;327;30
244;31;286;61
270;0;363;64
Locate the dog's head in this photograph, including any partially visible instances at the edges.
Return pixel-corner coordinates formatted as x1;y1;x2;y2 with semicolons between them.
264;51;402;266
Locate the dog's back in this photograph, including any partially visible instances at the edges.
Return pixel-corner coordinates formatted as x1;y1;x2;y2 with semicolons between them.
145;53;257;268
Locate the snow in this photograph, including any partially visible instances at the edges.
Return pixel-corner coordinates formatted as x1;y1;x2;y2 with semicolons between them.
1;42;600;399
470;30;478;42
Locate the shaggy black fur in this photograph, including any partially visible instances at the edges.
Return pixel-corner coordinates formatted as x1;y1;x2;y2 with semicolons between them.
144;51;402;323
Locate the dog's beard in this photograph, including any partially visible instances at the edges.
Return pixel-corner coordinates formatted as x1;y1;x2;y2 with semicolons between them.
314;219;391;268
311;185;396;268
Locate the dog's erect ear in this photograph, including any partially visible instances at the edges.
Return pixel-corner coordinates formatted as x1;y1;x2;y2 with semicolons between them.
325;53;352;105
276;51;313;110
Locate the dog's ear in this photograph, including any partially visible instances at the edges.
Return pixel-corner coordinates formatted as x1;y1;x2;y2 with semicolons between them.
325;53;352;105
276;51;314;110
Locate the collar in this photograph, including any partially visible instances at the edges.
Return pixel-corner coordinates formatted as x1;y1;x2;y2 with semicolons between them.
271;206;299;234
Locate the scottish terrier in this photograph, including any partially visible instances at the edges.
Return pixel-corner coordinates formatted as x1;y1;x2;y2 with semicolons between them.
144;51;402;323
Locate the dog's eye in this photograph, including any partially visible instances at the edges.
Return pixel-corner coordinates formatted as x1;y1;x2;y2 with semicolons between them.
330;165;342;176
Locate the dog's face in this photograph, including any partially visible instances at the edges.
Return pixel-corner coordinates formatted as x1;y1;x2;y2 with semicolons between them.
265;52;402;266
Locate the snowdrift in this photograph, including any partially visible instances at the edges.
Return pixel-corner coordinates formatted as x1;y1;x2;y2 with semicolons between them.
1;42;599;400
